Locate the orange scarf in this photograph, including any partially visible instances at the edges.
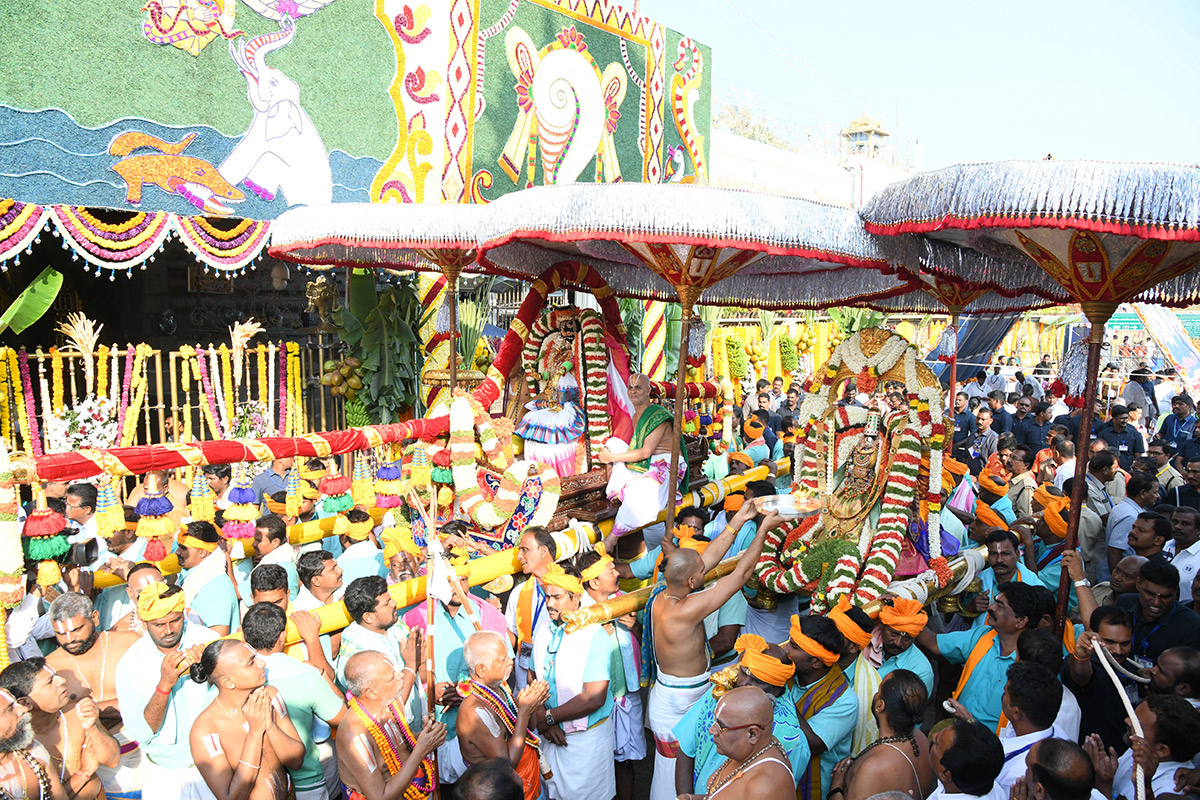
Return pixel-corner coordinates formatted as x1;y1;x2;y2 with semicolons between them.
515;577;544;646
952;629;1014;734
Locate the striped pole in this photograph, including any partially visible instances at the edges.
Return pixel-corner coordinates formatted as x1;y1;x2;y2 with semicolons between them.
643;300;667;380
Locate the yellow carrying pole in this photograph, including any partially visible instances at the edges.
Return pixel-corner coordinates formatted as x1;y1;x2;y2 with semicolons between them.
279;459;788;646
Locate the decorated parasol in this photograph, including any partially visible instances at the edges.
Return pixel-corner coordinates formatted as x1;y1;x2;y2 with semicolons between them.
863;159;1200;631
477;182;923;529
870;238;1073;399
271;202;491;392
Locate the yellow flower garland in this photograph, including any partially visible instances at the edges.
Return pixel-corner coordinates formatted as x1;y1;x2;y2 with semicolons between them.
257;345;268;418
286;342;300;436
96;344;109;403
50;347;64;413
6;349;24;453
180;346;220;440
180;346;193;443
0;348;10;446
219;345;234;424
120;344;152;446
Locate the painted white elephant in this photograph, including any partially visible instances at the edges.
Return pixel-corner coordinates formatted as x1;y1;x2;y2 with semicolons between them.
220;21;332;207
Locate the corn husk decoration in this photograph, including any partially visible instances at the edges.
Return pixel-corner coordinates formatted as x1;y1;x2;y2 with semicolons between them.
0;444;26;620
135;474;175;561
285;466;302;519
228;318;265;393
94;478;127;540
319;463;353;515
22;490;71;587
56;312;103;396
351;453;374;509
221;465;259;559
188;469;216;524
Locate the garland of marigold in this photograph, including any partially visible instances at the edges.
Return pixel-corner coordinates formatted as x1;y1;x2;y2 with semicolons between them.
17;350;41;456
191;347;223;439
278;341;288;435
7;350;27;454
210;348;229;435
286;343;301;435
218;345;234;430
49;347;64;413
256;345;268;419
120;344;152;447
346;695;435;800
0;350;10;446
115;345;134;439
180;346;193;443
96;344;109;403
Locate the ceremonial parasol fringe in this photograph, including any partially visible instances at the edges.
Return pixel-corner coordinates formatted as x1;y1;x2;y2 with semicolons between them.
860;159;1200;239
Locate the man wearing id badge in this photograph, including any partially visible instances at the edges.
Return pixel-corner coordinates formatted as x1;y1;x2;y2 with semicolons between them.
506;528;556;689
1098;404;1145;472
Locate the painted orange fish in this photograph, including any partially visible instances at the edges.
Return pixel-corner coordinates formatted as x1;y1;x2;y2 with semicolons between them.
109;131;244;215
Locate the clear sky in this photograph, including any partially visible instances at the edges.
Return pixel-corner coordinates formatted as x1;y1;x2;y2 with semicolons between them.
638;0;1200;169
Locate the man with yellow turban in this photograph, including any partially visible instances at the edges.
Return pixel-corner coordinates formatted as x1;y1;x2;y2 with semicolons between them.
401;544;506;783
577;543;645;789
532;563;618;800
334;508;385;587
176;521;240;636
114;581;219;799
877;597;934;696
673;634;809;796
782;613;856;800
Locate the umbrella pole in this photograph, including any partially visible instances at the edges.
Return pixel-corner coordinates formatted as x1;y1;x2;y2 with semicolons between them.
663;289;699;531
443;263;464;393
947;310;961;409
1055;301;1117;636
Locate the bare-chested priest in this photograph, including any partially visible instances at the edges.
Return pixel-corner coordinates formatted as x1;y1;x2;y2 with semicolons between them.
189;640;306;800
643;502;780;800
44;593;141;799
599;373;681;553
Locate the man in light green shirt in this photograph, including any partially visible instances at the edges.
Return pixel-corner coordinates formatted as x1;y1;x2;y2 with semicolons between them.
242;602;346;800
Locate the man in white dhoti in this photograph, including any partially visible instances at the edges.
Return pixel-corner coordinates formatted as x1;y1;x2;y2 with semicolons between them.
114;582;219;800
641;509;776;800
531;564;616;800
600;373;684;552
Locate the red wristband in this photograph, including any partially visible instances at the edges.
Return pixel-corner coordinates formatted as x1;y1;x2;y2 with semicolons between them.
154;684;171;696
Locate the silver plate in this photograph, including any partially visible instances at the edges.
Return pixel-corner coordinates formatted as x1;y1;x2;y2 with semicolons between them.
757;494;822;520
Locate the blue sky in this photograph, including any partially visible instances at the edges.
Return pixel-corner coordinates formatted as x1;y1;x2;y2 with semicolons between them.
638;0;1200;169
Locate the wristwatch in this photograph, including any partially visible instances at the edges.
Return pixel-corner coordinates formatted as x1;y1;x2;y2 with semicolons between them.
544;709;555;727
1074;578;1091;588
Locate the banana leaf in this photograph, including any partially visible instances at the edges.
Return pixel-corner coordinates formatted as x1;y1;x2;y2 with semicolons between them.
0;267;62;335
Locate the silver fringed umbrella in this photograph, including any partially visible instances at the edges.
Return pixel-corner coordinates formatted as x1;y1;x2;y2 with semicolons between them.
272;203;493;390
862;158;1200;636
478;182;923;538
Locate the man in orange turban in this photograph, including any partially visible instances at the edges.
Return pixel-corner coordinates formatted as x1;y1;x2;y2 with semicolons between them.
876;597;934;696
782;613;856;800
977;470;1017;526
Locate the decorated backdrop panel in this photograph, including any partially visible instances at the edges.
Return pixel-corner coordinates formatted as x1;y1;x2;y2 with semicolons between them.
0;0;710;218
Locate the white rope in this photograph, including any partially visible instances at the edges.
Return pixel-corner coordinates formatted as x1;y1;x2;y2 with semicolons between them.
1094;641;1145;800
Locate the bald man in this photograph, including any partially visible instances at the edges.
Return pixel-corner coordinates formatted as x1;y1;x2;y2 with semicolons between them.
338;651;445;800
644;510;778;800
677;686;793;800
600;373;680;552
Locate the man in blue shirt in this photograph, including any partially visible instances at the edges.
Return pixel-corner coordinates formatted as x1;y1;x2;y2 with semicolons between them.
952;392;977;461
1159;394;1196;467
1098;405;1145;472
916;581;1040;733
1020;402;1055;451
988;391;1013;435
250;457;294;508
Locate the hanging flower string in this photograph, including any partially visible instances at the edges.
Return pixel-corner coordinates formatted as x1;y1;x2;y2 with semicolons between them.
278;340;288;435
17;350;42;457
193;347;224;439
115;345;135;438
180;346;193;443
219;345;235;430
210;348;229;435
256;345;268;416
0;352;10;447
95;344;109;403
49;348;64;413
267;343;277;430
120;344;152;447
